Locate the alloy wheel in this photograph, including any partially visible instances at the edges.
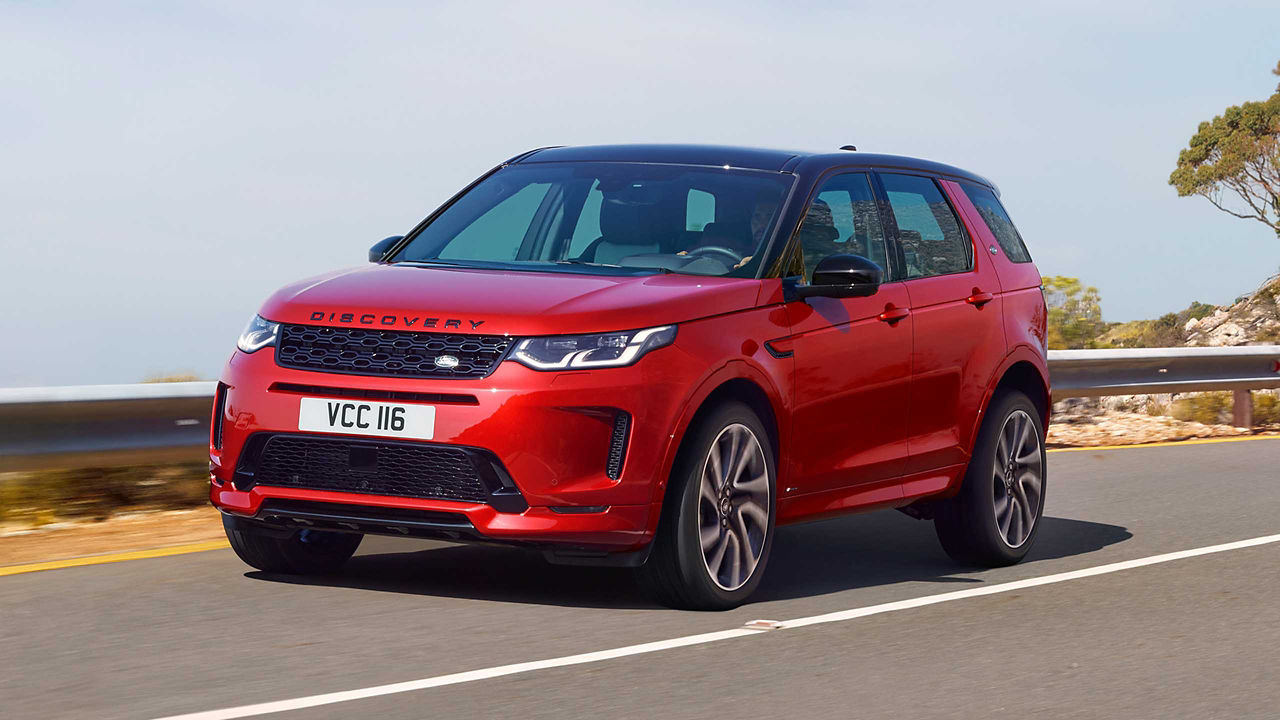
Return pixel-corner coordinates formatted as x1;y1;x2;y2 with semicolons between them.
992;409;1043;548
697;423;770;591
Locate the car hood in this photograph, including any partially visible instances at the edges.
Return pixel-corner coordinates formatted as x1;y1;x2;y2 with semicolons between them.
258;264;763;336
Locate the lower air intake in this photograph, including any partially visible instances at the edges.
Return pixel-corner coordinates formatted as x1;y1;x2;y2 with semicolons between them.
250;435;492;504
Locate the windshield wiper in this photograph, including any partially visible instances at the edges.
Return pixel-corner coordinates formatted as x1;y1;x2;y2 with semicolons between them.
555;258;615;267
396;259;477;269
555;259;671;273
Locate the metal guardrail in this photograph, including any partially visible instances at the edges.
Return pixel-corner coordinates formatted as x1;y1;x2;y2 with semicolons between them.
1048;346;1280;398
2;346;1279;472
0;382;217;472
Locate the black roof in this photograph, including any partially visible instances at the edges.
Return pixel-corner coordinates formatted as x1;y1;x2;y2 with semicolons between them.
515;143;997;192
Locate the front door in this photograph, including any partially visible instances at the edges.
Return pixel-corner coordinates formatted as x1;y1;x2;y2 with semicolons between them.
784;172;913;495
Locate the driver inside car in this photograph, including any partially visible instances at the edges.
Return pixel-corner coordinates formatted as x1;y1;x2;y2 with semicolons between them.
680;195;780;269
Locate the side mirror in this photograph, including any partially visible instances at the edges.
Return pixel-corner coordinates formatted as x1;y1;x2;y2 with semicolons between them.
795;254;882;299
369;235;404;263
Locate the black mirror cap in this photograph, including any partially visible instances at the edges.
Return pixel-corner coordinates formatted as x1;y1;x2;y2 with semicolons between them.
796;254;883;299
369;235;404;263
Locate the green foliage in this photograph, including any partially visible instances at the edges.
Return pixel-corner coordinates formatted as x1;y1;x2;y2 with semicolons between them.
1042;276;1107;349
1170;392;1232;425
1256;392;1280;425
1096;301;1216;348
0;463;208;526
1169;61;1280;237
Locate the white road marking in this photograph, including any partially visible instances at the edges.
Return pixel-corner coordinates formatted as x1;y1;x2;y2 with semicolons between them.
154;532;1280;720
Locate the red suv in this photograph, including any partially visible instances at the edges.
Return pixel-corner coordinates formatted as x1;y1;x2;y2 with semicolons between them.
212;144;1049;609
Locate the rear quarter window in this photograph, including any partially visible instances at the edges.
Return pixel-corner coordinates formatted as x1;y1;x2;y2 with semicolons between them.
961;183;1032;263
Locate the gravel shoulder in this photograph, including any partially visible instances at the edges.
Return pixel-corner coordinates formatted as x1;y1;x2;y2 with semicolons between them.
0;507;225;566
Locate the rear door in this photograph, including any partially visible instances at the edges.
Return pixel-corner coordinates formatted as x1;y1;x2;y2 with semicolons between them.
952;181;1048;358
875;172;1006;476
783;171;913;495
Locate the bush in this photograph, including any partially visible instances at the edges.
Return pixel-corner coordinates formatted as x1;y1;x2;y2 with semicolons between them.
1170;392;1232;425
1144;397;1171;416
1042;276;1107;349
1256;392;1280;425
0;462;209;526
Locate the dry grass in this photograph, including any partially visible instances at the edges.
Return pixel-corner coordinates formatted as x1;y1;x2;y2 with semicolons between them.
0;462;209;528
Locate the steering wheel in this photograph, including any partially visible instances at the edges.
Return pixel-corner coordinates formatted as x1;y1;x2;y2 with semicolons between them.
687;245;743;266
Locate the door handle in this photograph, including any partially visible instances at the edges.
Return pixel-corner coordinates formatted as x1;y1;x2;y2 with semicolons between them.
878;305;910;324
966;290;994;307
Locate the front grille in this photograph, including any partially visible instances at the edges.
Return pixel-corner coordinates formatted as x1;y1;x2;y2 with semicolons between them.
251;435;491;503
275;323;514;379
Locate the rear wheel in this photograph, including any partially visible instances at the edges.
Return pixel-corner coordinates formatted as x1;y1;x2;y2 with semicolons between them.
637;401;775;610
934;390;1046;566
223;516;362;575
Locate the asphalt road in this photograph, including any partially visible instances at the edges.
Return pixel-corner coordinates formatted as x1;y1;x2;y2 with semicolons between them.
3;438;1280;719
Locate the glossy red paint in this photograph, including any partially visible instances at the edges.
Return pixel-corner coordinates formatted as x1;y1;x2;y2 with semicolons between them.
211;148;1049;559
259;264;764;337
945;179;1051;432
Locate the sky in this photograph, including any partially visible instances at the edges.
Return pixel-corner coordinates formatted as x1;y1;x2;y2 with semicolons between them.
1;0;1278;386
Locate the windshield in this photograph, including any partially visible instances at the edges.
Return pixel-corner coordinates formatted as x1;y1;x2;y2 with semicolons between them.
392;162;794;277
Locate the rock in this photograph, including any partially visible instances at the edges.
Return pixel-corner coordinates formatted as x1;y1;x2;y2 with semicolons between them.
1048;410;1254;447
1206;322;1244;346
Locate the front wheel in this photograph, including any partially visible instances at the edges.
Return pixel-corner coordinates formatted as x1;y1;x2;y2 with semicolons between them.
636;401;776;610
934;390;1046;566
223;516;362;575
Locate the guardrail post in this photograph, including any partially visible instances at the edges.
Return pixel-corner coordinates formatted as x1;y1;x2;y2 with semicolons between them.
1233;390;1253;428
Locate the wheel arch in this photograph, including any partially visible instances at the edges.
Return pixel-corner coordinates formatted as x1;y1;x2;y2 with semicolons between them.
966;347;1050;463
993;360;1050;431
650;364;786;513
689;377;781;460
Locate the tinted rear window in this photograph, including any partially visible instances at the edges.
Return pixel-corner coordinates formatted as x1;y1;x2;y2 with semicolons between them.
880;173;972;278
961;183;1032;263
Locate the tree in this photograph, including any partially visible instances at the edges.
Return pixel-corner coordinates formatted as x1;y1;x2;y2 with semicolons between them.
1042;276;1107;349
1169;61;1280;237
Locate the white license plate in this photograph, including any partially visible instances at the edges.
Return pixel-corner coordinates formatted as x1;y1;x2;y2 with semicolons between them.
298;397;435;440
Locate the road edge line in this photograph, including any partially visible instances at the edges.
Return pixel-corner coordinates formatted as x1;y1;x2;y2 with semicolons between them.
151;532;1280;720
0;540;229;577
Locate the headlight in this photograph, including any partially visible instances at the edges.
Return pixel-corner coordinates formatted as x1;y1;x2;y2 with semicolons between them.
236;315;280;353
510;325;676;370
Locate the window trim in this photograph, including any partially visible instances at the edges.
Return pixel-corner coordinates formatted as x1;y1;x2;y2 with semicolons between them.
873;170;975;282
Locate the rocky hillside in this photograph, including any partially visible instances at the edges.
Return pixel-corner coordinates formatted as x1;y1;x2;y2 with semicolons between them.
1184;275;1280;346
1097;274;1280;348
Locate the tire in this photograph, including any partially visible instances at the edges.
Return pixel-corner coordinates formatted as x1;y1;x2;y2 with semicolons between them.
223;516;362;575
636;401;776;610
934;389;1047;567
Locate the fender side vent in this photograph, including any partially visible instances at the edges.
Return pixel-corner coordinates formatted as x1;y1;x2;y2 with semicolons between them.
606;411;631;480
212;382;228;450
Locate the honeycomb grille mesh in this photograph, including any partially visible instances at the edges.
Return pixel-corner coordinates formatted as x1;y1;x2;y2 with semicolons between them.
252;435;490;503
275;324;513;379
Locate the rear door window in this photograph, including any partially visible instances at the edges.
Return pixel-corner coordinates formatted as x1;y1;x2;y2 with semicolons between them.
960;183;1032;263
879;173;972;279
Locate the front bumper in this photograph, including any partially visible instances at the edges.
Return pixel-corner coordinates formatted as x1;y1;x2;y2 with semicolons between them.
209;344;697;551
